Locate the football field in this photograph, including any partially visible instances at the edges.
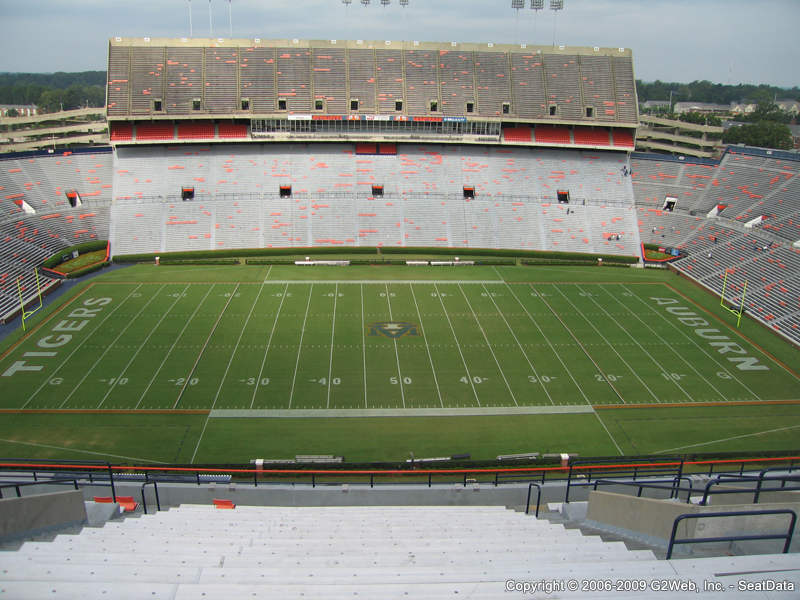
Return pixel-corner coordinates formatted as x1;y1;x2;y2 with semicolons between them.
0;264;798;463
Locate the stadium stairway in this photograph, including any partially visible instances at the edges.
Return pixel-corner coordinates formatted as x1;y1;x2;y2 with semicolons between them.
2;504;798;599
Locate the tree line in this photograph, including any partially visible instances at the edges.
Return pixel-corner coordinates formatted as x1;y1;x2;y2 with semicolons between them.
636;79;800;106
0;72;106;113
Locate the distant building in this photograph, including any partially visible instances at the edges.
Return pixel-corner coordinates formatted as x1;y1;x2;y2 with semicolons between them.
729;102;757;115
789;124;800;149
641;100;670;110
0;104;38;117
673;102;729;115
776;99;800;116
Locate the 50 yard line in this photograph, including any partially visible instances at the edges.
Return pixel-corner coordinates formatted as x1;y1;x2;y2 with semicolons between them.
385;283;406;409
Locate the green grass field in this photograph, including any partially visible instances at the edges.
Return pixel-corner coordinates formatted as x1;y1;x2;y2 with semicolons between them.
0;263;798;464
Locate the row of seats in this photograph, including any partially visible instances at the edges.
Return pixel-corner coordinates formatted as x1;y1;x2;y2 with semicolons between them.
110;122;248;142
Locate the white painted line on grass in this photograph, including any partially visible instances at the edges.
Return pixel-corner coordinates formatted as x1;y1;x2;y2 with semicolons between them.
288;283;314;409
360;283;368;409
259;280;505;285
577;284;693;403
505;283;592;406
410;284;443;408
591;409;624;455
326;283;338;409
481;283;552;405
96;283;191;409
61;285;163;409
263;264;273;283
174;283;241;410
250;283;289;409
134;285;215;410
459;283;517;406
385;283;406;409
654;424;800;455
21;284;144;409
0;438;168;464
434;283;480;407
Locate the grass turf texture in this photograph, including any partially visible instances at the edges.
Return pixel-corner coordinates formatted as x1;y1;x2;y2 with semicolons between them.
0;263;798;464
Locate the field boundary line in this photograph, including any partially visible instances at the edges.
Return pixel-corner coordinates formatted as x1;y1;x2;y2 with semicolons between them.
433;283;480;406
531;284;627;404
620;283;759;401
410;284;443;408
288;283;314;409
385;283;406;408
135;285;215;409
174;283;241;410
0;408;209;414
250;283;289;409
576;284;694;402
481;283;552;405
0;437;168;464
96;283;192;408
664;282;800;382
504;283;591;405
459;283;517;406
257;280;505;285
591;410;624;455
22;284;144;410
594;399;800;410
553;285;660;402
209;283;267;412
326;283;338;409
0;282;96;363
654;424;800;455
209;405;596;418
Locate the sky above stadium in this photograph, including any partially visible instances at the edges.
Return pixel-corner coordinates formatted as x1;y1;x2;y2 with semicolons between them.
0;0;797;88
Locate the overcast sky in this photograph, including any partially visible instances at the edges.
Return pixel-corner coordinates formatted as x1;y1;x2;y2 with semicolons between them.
0;0;797;88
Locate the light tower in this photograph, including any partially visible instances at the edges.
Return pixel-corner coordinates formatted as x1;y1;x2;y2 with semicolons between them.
512;0;524;9
530;0;544;42
549;0;564;46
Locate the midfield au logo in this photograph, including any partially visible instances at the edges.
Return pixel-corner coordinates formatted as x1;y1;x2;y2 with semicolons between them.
367;321;419;339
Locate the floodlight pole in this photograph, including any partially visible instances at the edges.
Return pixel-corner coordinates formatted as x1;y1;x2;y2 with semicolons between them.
188;0;193;37
209;0;213;37
228;0;232;38
549;0;564;47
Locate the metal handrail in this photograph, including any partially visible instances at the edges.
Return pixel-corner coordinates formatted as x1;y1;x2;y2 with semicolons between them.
525;483;542;517
0;477;79;499
700;473;800;505
666;509;797;560
590;477;695;503
140;480;161;515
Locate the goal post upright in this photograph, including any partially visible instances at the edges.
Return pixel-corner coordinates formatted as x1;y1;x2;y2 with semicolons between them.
16;269;45;331
720;268;747;328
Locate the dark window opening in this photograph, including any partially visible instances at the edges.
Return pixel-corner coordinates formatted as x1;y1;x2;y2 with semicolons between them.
315;99;324;111
371;185;384;197
182;187;195;201
663;196;677;212
466;101;474;113
557;189;570;204
502;102;510;115
278;98;287;111
549;105;557;116
350;98;359;111
192;98;202;111
430;100;438;112
585;106;593;118
395;100;403;111
153;99;163;112
65;190;81;208
241;98;250;111
279;185;292;198
463;186;475;199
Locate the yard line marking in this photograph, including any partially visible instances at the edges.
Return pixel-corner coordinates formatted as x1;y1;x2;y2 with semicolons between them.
434;283;480;406
605;285;728;401
21;284;143;409
622;284;762;402
0;438;168;464
591;409;624;455
96;284;191;409
258;280;504;285
173;283;241;410
654;424;800;455
481;283;552;406
135;285;215;409
209;283;266;410
553;285;661;403
410;284;443;408
288;284;314;409
530;284;626;404
360;284;368;409
263;264;273;283
459;284;517;406
60;285;162;409
576;284;693;403
326;283;338;409
505;283;591;405
250;283;289;409
385;283;406;409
